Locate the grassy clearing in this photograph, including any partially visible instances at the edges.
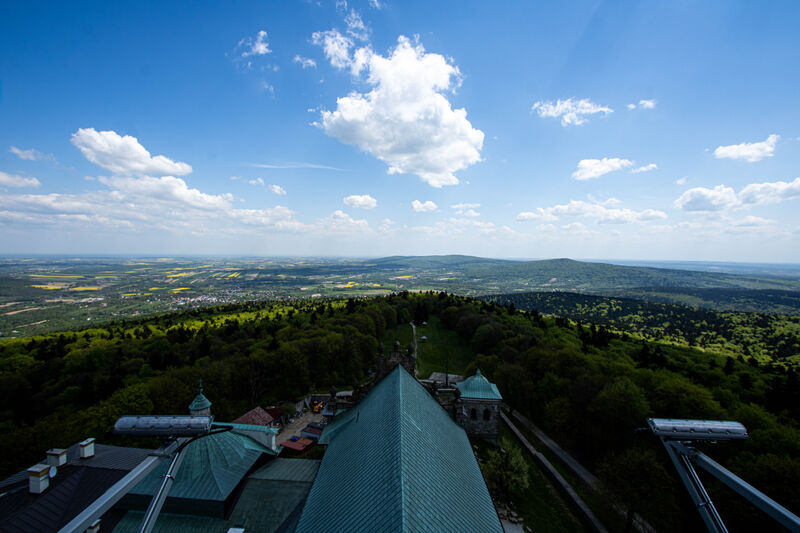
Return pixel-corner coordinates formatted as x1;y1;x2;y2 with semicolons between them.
472;426;587;533
381;315;474;378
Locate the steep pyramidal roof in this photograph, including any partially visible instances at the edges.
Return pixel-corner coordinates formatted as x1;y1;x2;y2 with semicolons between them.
296;365;502;533
457;369;503;400
188;379;212;412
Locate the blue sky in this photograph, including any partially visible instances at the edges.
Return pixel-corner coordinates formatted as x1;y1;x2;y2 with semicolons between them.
1;1;799;260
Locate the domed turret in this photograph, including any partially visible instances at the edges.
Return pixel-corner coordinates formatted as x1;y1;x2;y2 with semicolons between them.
189;378;212;416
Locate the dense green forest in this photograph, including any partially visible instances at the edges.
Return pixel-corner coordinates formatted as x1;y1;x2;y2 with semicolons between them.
1;292;799;531
597;287;800;315
483;291;800;365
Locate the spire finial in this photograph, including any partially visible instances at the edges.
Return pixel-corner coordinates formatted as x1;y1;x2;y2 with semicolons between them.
198;378;204;394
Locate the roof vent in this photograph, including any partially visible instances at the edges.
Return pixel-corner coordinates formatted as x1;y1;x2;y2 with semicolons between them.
28;464;50;494
86;518;101;533
227;528;246;533
46;448;67;467
79;438;96;459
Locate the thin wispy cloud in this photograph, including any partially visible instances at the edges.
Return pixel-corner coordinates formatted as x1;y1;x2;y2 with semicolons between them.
532;98;613;126
632;163;657;173
627;99;656;110
248;162;343;170
293;55;317;69
572;158;633;180
10;146;54;161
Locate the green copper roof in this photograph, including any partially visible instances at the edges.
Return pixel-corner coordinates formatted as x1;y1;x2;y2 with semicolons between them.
128;430;267;502
457;369;503;400
295;365;503;533
188;379;212;412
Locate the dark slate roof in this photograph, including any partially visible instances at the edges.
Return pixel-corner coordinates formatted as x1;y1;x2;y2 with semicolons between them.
232;406;274;426
295;365;503;533
113;460;320;533
457;369;503;400
127;431;267;503
0;444;152;533
249;459;320;483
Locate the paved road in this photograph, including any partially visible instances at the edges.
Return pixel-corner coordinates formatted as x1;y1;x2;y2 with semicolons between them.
278;411;324;441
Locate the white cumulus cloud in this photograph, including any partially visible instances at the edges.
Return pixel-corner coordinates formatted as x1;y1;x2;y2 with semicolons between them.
738;177;800;206
532;98;613;126
572;158;633;180
71;128;192;176
343;194;377;209
0;170;41;188
674;185;741;212
317;35;484;187
269;184;287;195
412;200;437;212
249;177;265;186
713;134;779;163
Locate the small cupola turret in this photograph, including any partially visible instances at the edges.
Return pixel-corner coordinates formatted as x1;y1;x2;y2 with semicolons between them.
189;378;212;416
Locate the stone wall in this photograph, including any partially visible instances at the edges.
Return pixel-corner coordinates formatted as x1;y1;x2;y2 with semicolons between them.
455;398;501;439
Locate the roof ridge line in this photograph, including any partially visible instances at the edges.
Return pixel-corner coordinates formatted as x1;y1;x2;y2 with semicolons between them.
396;366;407;533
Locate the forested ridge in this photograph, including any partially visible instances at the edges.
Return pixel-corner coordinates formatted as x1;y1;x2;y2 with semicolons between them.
485;291;800;365
1;292;798;531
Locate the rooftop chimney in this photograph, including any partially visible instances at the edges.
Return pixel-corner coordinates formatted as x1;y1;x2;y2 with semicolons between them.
28;464;50;494
79;438;96;459
46;448;67;467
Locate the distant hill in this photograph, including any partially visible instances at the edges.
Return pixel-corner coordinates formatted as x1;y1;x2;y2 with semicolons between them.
371;255;800;291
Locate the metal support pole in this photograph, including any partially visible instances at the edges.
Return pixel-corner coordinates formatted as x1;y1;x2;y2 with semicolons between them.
689;449;800;532
662;440;728;533
138;441;187;533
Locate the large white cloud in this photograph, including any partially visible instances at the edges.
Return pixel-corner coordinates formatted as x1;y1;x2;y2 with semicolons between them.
0;170;41;188
99;176;233;211
738;177;800;206
343;194;377;209
517;199;666;224
532;98;613;126
71;128;192;176
572;158;633;180
674;185;740;211
317;35;484;187
713;134;779;163
412;200;437;212
675;177;800;212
